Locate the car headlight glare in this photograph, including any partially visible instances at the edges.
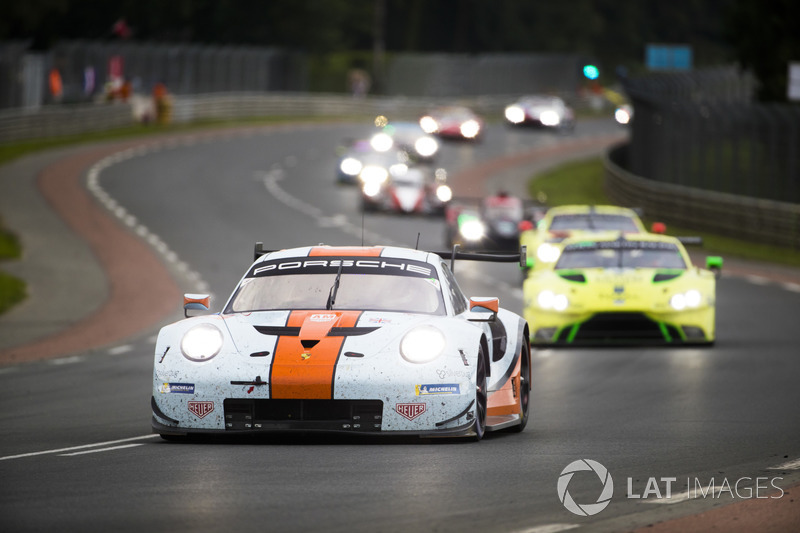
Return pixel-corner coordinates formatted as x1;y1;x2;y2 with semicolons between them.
419;116;438;133
415;136;439;157
339;157;362;176
363;181;381;197
436;184;453;203
459;219;486;241
537;290;569;311
671;289;702;310
460;120;480;138
360;165;389;184
181;323;223;362
536;243;561;263
540;110;561;126
670;293;687;311
400;326;446;364
370;132;393;152
505;105;525;123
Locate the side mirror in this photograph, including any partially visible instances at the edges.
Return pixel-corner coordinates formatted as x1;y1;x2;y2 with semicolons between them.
467;297;498;322
706;256;723;279
184;293;211;318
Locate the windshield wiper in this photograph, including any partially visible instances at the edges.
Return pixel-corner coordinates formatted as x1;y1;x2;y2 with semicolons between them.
326;263;344;310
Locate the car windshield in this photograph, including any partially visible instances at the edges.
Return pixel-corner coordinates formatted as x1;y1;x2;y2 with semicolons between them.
550;214;640;232
556;242;686;270
225;257;445;315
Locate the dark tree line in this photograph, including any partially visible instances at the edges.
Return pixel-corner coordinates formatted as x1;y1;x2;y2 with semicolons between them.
2;0;797;101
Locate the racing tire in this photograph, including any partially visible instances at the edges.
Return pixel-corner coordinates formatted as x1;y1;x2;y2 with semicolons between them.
509;342;531;433
472;346;488;441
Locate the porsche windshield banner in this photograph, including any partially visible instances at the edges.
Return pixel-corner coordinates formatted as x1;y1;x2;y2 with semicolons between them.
249;257;435;279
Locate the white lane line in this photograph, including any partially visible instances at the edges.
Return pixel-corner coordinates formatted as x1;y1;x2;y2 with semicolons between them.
782;283;800;293
0;435;158;461
745;275;770;285
49;356;84;365
513;524;579;533
59;443;145;457
768;458;800;470
108;345;132;355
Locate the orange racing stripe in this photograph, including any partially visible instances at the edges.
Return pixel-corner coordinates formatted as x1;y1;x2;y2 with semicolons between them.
269;310;362;399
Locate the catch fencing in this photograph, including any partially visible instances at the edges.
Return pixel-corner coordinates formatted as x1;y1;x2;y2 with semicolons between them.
621;66;800;204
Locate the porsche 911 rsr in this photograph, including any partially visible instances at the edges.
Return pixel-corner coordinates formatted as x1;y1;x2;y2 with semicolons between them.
152;244;531;440
504;95;576;132
523;233;722;345
520;205;659;272
419;106;484;141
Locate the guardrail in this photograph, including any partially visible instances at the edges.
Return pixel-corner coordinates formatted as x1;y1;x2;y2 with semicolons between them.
0;92;525;145
605;143;800;250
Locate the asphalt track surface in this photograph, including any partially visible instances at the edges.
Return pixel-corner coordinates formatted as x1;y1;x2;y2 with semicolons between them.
1;119;799;533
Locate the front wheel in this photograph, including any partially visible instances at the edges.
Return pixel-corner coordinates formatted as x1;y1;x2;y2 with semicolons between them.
472;346;488;441
509;341;531;432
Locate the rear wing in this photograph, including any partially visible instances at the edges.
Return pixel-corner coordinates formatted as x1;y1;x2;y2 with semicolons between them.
431;244;527;271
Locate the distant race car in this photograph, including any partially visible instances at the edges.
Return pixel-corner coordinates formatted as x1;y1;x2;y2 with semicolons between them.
336;139;411;185
445;192;529;250
419;105;484;141
371;121;440;163
361;165;452;215
152;244;531;441
520;205;662;272
523;232;722;345
504;95;576;132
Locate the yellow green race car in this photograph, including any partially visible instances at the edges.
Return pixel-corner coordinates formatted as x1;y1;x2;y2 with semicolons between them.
520;205;661;272
523;232;722;345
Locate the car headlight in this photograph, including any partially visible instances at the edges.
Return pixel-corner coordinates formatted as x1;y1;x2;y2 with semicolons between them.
436;184;453;203
181;323;223;362
360;165;389;184
537;290;569;311
505;105;525;123
460;119;480;138
419;116;438;133
362;181;381;197
400;325;446;364
370;132;393;152
670;289;703;310
615;107;631;125
540;110;561;126
459;218;486;241
415;136;438;157
536;243;561;263
339;157;362;176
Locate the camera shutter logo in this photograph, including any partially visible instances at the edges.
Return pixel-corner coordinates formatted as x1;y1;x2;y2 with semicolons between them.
557;459;614;516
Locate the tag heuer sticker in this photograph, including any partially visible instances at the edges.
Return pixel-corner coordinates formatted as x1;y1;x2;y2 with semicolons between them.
188;401;214;419
396;403;426;421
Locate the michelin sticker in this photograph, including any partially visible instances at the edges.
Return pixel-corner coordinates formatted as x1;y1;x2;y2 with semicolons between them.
415;383;460;395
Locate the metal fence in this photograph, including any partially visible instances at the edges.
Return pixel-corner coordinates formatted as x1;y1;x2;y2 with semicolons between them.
1;40;585;111
622;66;800;204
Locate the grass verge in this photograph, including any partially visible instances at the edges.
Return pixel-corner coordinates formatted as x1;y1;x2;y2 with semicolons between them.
528;157;800;268
0;219;24;314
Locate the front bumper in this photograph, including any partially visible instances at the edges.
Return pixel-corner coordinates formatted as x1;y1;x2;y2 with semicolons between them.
525;307;715;345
